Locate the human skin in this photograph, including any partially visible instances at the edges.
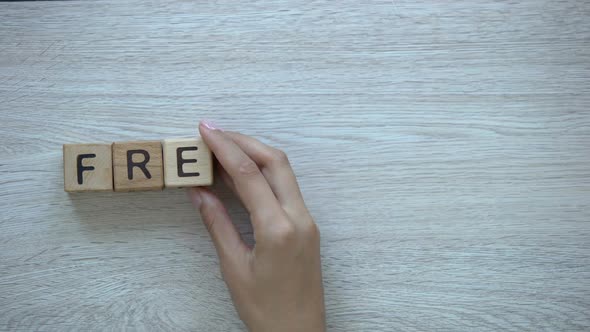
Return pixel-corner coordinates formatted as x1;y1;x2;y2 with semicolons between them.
188;120;326;332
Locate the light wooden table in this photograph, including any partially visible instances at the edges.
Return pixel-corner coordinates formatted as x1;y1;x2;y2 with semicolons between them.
1;1;589;331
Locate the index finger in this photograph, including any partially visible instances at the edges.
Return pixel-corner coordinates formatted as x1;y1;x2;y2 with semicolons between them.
198;121;285;225
224;132;306;211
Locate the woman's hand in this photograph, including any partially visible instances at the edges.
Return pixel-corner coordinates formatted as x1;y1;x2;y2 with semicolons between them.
188;120;326;332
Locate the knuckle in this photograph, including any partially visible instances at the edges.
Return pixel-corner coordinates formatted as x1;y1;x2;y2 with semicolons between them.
237;159;260;177
212;196;226;210
268;149;289;166
271;222;298;246
303;221;320;240
202;197;223;216
283;208;319;240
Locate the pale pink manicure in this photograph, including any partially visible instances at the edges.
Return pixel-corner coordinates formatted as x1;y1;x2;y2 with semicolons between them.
201;119;223;131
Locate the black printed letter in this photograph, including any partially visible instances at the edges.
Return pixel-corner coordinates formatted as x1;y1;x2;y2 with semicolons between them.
77;154;96;185
176;146;200;177
127;150;151;180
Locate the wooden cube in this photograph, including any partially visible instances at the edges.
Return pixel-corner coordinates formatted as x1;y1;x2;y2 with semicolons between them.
162;138;213;188
63;143;113;192
112;141;164;192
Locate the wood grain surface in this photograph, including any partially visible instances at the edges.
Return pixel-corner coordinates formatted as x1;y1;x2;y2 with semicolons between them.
1;0;589;331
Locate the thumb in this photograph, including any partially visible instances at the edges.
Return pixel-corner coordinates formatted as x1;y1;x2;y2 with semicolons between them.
188;187;248;263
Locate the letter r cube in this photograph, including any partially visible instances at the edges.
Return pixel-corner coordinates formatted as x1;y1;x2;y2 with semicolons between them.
112;141;164;192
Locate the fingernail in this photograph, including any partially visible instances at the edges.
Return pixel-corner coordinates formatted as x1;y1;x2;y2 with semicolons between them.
187;188;202;209
200;119;223;131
